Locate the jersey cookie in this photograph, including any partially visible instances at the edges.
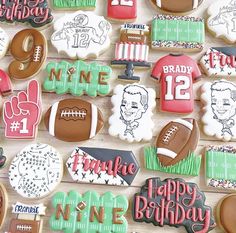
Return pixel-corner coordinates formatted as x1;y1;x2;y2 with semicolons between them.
50;190;128;233
51;11;112;59
53;0;96;10
44;60;111;97
109;84;156;143
152;15;205;51
0;183;8;230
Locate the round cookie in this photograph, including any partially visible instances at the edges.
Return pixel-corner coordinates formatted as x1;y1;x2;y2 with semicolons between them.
0;183;8;229
9;143;63;199
0;27;9;59
217;194;236;233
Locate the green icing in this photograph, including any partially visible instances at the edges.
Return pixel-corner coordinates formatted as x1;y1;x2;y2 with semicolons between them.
144;147;201;176
50;190;128;233
53;0;96;8
44;60;111;97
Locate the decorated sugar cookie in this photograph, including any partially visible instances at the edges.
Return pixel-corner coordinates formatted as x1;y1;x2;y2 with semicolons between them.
111;24;150;82
0;148;6;168
145;118;201;176
53;0;97;10
66;147;140;186
107;0;137;22
3;79;41;139
44;60;111;96
109;84;156;143
0;69;12;97
44;98;104;142
0;183;8;229
50;190;128;233
151;54;202;113
0;27;9;59
133;177;216;233
9;143;63;199
0;0;53;28
216;194;236;233
9;202;46;233
8;29;47;80
201;80;236;141
207;0;236;43
152;15;205;51
51;11;112;59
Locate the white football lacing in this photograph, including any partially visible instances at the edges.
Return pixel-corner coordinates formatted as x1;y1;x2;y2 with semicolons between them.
60;109;87;119
33;46;42;62
16;225;32;231
162;126;178;143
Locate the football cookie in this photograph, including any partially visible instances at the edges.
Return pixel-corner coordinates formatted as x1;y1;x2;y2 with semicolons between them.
201;80;236;141
207;0;236;43
0;69;12;97
132;177;216;233
0;27;9;59
44;60;111;97
50;190;128;233
0;183;8;230
53;0;97;10
151;54;202;114
216;194;236;233
9;143;63;199
150;0;203;14
9;202;46;233
51;11;112;59
45;98;104;142
151;15;205;52
109;84;156;143
66;147;140;186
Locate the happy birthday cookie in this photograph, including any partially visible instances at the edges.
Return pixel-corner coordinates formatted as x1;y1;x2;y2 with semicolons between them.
50;190;128;233
9;143;63;199
201;80;236;141
51;11;112;59
0;183;8;230
109;84;156;143
53;0;97;10
133;177;216;233
152;15;205;52
207;0;236;43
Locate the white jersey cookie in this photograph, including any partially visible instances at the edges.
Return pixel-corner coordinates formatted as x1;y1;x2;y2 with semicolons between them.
51;11;112;59
201;80;236;141
109;84;156;143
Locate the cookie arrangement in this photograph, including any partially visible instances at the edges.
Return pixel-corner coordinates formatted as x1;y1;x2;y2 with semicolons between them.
0;0;234;232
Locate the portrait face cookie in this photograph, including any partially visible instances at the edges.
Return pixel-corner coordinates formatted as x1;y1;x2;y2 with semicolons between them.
53;0;96;10
9;202;46;233
216;194;236;233
44;60;111;97
151;54;202;113
0;183;8;229
151;15;205;51
3;79;42;139
201;80;236;141
108;84;156;143
66;147;140;186
44;98;104;142
132;178;216;233
0;0;53;28
50;190;128;233
9;143;63;199
51;11;112;59
207;0;236;43
0;27;9;59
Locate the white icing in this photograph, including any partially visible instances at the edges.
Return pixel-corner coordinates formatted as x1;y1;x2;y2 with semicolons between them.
49;101;59;137
173;119;193;130
156;0;161;7
0;27;9;59
156;148;177;159
192;0;198;9
89;104;98;138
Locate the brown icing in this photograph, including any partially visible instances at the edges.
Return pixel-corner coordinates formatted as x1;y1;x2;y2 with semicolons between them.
112;208;123;224
9;219;40;233
90;206;104;223
8;29;47;80
120;31;147;43
55;204;70;220
0;183;7;229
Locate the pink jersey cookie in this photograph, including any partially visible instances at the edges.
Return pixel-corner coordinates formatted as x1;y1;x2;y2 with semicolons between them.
3;79;42;139
0;70;12;96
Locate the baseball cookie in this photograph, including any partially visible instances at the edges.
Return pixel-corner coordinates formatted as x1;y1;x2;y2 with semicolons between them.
0;183;8;229
9;143;63;199
0;27;9;59
53;0;97;10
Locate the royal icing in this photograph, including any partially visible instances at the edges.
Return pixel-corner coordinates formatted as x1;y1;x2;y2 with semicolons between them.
66;147;140;186
0;27;9;59
9;143;63;199
109;84;156;143
53;0;96;9
200;47;236;77
0;147;6;168
44;60;111;97
3;79;41;139
50;190;128;233
8;29;47;80
201;80;236;141
107;0;137;21
133;178;216;233
0;69;12;97
0;183;8;229
0;0;53;28
152;15;205;51
207;0;236;43
151;54;202;113
51;11;112;59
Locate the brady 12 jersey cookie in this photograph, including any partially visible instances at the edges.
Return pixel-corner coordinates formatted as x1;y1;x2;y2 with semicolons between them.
151;54;202;114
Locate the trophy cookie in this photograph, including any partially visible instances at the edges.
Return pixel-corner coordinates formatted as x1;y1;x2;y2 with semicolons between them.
0;183;8;229
53;0;97;10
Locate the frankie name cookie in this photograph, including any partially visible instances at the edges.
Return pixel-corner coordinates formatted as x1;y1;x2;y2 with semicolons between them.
109;84;156;143
9;143;63;199
0;183;8;230
201;80;236;141
51;11;112;59
53;0;97;10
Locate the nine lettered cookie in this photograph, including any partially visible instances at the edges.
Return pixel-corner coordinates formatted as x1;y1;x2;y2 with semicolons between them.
9;143;63;199
109;84;156;143
51;11;112;59
0;183;8;230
